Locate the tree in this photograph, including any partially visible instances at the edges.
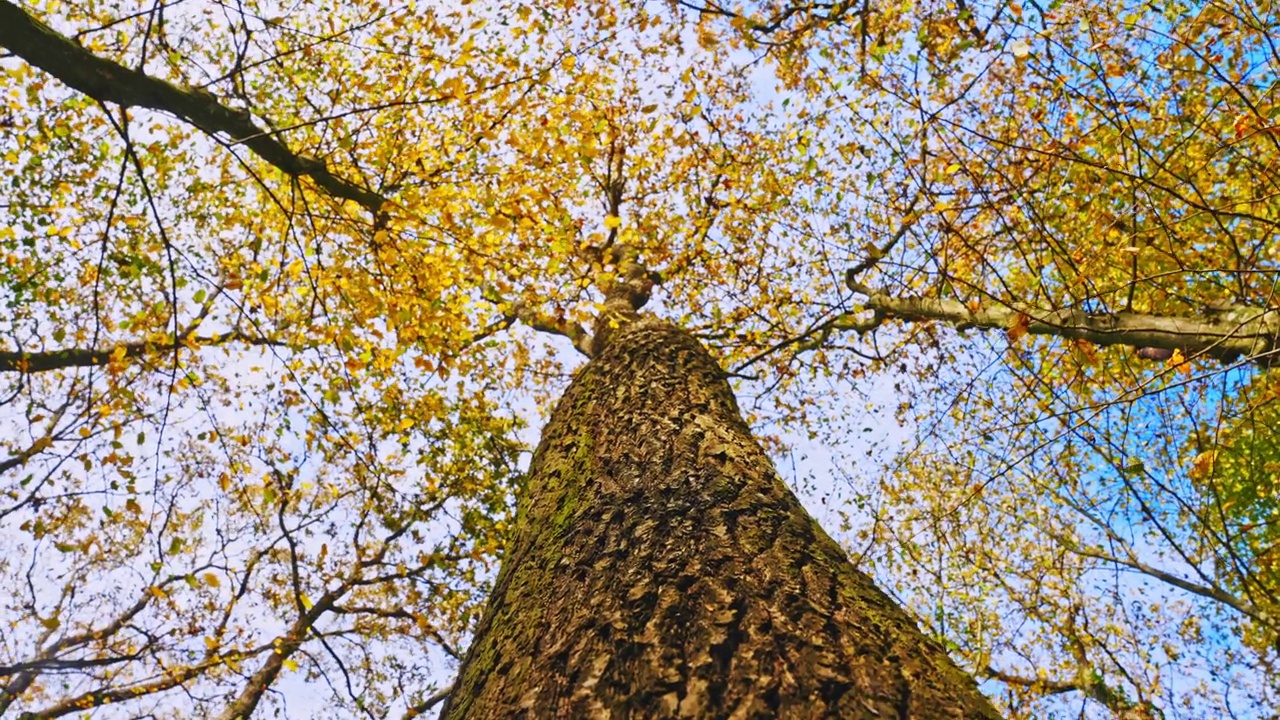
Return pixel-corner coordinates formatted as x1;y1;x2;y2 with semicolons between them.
2;0;1277;717
439;303;999;718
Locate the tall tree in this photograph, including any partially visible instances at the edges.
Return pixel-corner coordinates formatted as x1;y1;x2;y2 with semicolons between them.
2;0;1277;718
439;292;999;718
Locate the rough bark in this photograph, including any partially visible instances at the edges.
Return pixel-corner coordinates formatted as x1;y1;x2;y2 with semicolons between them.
441;315;1001;719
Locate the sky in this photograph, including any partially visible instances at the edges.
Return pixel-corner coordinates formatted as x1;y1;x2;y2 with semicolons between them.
2;0;1278;718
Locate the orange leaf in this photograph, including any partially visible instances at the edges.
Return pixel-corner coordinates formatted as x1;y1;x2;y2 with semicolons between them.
1006;313;1030;343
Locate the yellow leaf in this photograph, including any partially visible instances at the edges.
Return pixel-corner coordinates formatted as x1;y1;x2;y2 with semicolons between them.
283;658;299;672
604;215;621;230
561;55;577;72
944;163;962;175
204;572;221;588
1191;451;1217;479
1006;313;1030;343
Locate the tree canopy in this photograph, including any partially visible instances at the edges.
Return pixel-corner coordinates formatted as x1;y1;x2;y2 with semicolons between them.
1;0;1276;717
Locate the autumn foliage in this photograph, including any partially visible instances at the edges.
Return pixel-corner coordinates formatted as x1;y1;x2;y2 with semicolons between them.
1;0;1277;717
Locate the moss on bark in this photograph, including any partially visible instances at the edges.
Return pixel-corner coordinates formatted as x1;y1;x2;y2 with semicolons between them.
441;316;1002;719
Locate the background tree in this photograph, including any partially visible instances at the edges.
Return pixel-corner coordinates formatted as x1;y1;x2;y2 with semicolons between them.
1;0;1277;718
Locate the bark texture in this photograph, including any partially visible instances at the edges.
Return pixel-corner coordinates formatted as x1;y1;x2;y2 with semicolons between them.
441;316;1001;719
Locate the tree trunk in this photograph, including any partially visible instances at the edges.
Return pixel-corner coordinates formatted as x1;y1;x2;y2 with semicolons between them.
440;316;1002;719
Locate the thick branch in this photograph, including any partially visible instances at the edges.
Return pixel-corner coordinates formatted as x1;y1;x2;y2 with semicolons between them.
846;277;1280;366
1067;541;1263;624
212;587;344;720
19;664;210;719
402;684;453;719
508;300;593;358
0;0;384;213
0;580;191;714
17;646;274;720
0;331;284;374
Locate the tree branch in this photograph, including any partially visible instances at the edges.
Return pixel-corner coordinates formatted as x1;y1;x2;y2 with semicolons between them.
984;665;1162;719
844;278;1280;366
843;189;924;280
0;0;384;213
212;586;346;720
508;299;593;358
401;683;453;719
0;331;285;374
329;604;461;660
16;645;275;720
